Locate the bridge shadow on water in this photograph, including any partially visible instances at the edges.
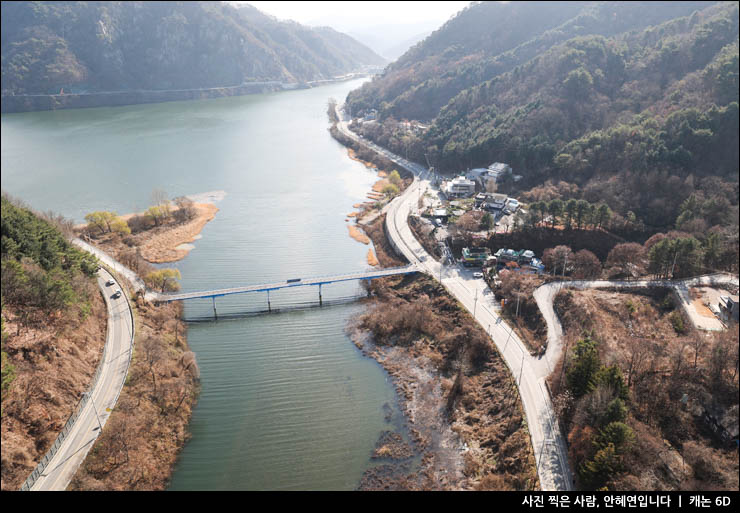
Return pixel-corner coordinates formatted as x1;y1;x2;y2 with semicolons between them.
183;293;370;323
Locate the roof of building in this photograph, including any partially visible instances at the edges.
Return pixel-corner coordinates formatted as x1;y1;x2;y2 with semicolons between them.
450;176;475;185
488;162;511;172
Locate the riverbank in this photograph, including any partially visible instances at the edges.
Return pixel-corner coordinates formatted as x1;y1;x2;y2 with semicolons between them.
69;289;200;490
67;206;204;489
349;216;538;490
130;203;219;264
79;201;218;265
2;73;378;114
0;83;284;114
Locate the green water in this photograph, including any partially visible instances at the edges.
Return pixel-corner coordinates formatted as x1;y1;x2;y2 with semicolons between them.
1;79;408;490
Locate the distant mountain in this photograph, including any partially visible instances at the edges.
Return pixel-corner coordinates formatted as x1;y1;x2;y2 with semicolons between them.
380;31;433;61
346;1;739;230
344;21;442;61
0;1;385;95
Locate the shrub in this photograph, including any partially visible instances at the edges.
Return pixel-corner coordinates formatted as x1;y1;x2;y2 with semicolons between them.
670;310;686;334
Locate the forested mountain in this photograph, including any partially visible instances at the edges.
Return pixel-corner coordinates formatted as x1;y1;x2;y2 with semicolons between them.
1;194;106;490
0;1;385;95
347;1;739;232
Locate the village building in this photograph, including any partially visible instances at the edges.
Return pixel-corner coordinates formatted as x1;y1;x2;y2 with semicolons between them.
445;176;476;198
462;247;493;267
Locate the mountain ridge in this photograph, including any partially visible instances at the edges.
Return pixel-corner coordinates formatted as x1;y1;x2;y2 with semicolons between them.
0;1;385;96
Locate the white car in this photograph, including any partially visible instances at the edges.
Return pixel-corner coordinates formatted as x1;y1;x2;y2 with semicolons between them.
112;289;122;299
105;279;115;286
473;272;484;278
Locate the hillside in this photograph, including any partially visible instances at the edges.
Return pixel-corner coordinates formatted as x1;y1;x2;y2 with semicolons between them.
551;288;738;491
1;194;104;490
0;1;385;96
345;1;739;234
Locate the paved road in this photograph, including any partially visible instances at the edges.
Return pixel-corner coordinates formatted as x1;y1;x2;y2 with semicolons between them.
72;238;147;295
534;273;740;380
29;267;134;491
336;104;573;491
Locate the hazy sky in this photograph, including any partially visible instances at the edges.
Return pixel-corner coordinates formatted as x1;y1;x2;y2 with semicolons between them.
229;1;472;29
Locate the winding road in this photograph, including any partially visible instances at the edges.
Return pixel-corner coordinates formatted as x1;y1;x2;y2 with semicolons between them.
534;273;739;379
26;267;134;491
336;104;573;490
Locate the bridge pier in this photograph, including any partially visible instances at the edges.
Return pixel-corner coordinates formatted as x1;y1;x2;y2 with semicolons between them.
212;296;218;320
366;279;371;297
319;283;323;307
267;290;271;312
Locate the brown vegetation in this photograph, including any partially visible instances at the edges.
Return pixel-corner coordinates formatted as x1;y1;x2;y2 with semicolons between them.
85;202;217;264
69;298;199;491
550;288;739;491
0;291;107;490
408;216;442;261
483;227;625;262
352;273;538;490
348;225;370;245
366;249;379;267
358;215;406;268
493;271;547;354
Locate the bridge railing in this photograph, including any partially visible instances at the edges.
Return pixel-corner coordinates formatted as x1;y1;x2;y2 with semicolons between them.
154;265;420;302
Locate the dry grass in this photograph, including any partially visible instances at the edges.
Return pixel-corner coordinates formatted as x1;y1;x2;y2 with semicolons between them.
347;148;377;169
352;273;538;490
69;299;199;491
132;203;218;263
367;249;379;267
82;203;218;264
359;215;406;268
494;272;547;354
348;224;371;245
551;288;739;491
350;215;537;490
372;179;390;193
1;289;107;490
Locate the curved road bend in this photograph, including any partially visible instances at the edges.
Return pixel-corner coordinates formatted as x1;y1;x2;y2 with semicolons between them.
534;273;740;380
72;238;148;296
336;104;572;491
30;267;134;491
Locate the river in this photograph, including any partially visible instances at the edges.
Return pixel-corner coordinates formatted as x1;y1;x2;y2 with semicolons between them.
1;78;410;490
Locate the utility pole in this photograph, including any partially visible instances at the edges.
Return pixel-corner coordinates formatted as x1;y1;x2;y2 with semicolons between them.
84;391;103;432
562;252;568;281
670;248;679;279
504;324;513;353
518;353;524;386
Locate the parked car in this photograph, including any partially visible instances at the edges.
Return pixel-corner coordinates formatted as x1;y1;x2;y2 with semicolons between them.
112;289;122;299
473;272;484;278
105;279;115;286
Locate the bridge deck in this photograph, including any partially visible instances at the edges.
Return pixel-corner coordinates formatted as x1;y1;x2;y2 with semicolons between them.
152;265;420;302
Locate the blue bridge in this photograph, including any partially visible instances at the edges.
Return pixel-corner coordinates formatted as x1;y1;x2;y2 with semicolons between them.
149;265;420;317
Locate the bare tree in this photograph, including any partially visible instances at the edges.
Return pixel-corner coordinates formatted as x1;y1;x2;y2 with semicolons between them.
151;189;171;217
173;196;196;223
141;337;165;393
691;335;707;369
623;337;651;388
